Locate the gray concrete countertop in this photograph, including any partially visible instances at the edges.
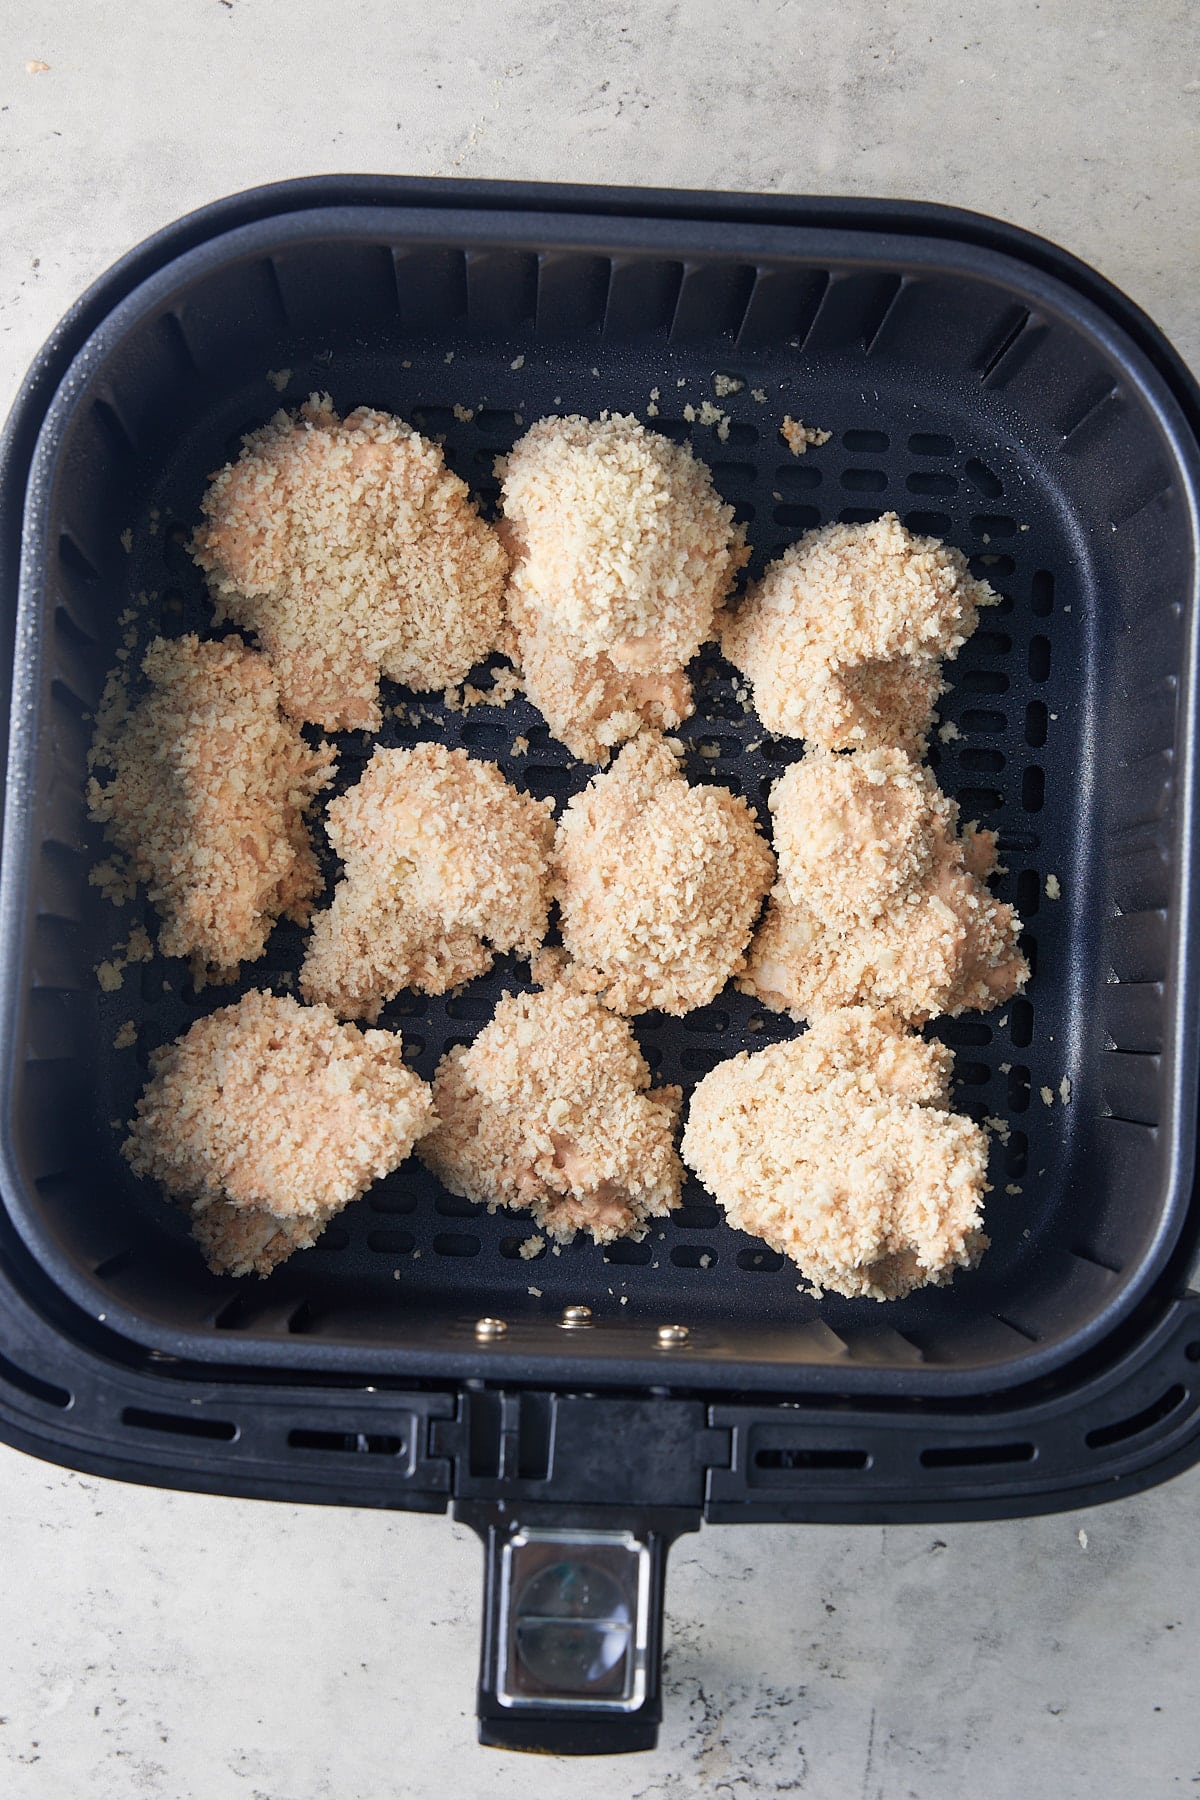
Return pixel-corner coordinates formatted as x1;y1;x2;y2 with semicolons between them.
1;4;1198;1796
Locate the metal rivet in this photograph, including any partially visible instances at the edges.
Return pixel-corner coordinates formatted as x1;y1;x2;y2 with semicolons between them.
559;1304;594;1330
657;1323;690;1347
475;1316;508;1340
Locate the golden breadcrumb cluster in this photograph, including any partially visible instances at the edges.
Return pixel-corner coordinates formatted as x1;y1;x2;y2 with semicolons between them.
124;991;434;1275
682;1009;988;1299
721;513;992;753
193;395;508;730
498;413;746;761
551;733;774;1015
740;748;1027;1024
419;987;683;1244
87;633;334;980
301;743;555;1022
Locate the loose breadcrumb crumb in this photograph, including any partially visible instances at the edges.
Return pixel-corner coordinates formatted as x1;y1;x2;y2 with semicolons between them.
722;514;994;753
984;1116;1011;1144
96;961;123;992
751;388;767;404
113;1021;138;1050
780;417;831;455
124;991;433;1276
938;720;961;744
452;403;475;422
682;1009;988;1300
192;394;508;729
741;749;1027;1024
713;374;744;398
266;368;291;393
1005;1183;1024;1196
1045;872;1062;900
419;987;683;1245
519;1235;545;1260
301;744;554;1021
87;634;334;978
510;355;525;370
528;1285;542;1296
553;732;775;1015
1040;1086;1055;1106
511;735;529;756
1059;1076;1072;1104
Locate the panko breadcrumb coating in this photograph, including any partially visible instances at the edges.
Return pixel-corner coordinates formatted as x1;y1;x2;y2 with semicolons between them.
192;394;508;730
682;1008;989;1299
740;749;1027;1024
124;990;434;1276
300;744;555;1022
419;987;684;1244
499;414;746;760
721;513;993;752
501;413;743;669
552;732;775;1015
509;610;695;765
87;634;334;979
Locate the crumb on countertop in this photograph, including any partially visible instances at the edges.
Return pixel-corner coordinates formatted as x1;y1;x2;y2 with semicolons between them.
1059;1076;1072;1104
113;1021;138;1050
1040;1086;1055;1106
1045;872;1062;900
713;373;744;398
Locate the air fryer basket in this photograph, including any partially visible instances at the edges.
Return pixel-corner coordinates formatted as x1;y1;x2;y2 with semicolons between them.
1;180;1199;1754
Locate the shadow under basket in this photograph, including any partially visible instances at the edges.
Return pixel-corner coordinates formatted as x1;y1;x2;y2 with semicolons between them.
1;179;1199;1756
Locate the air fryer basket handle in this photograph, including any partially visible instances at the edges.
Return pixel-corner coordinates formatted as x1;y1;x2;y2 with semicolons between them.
458;1502;698;1755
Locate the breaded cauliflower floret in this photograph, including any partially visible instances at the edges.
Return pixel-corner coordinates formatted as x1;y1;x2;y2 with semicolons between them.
419;987;684;1244
721;513;993;752
124;990;434;1276
682;1008;989;1300
552;732;775;1015
301;744;555;1022
192;394;508;730
740;749;1027;1024
87;634;334;980
499;414;745;760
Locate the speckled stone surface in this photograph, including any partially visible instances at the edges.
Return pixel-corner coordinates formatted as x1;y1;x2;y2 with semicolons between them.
1;3;1199;1795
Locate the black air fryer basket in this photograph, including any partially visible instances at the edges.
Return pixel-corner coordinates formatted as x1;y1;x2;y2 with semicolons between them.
2;178;1199;1755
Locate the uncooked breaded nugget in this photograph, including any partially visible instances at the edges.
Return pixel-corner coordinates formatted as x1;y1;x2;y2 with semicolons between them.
721;513;992;752
740;749;1027;1024
501;413;743;670
682;1008;989;1300
192;394;508;730
87;634;334;979
499;414;745;760
124;990;434;1276
300;744;555;1022
552;732;775;1015
419;987;683;1244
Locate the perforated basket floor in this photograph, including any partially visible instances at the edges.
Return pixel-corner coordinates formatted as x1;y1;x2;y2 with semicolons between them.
3;192;1198;1394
